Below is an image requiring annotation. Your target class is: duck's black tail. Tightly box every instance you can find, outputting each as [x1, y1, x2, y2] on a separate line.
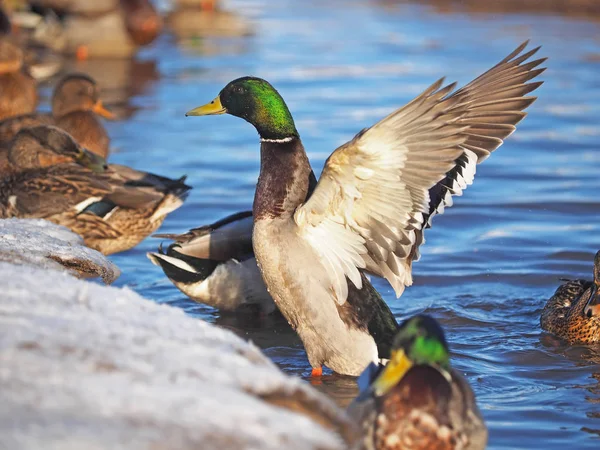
[147, 243, 218, 284]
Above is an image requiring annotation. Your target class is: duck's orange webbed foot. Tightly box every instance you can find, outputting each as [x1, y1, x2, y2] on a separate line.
[310, 367, 323, 377]
[76, 45, 89, 61]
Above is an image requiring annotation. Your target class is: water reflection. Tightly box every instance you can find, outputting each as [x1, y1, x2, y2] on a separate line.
[540, 338, 600, 437]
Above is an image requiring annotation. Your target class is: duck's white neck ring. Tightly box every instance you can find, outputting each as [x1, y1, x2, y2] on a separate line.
[260, 137, 294, 143]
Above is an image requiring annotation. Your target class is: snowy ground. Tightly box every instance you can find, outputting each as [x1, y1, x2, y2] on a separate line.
[0, 219, 120, 283]
[0, 248, 357, 449]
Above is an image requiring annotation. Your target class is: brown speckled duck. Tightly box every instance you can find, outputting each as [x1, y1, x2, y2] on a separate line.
[66, 163, 191, 255]
[0, 39, 37, 120]
[348, 315, 487, 450]
[541, 251, 600, 344]
[0, 125, 191, 255]
[0, 73, 114, 158]
[0, 124, 106, 175]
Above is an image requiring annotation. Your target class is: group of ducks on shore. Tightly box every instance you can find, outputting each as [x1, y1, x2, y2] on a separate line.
[1, 5, 599, 446]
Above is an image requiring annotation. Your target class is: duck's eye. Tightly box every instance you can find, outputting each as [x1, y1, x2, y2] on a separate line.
[234, 86, 245, 94]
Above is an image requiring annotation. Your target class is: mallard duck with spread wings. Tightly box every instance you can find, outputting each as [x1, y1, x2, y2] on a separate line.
[185, 42, 546, 376]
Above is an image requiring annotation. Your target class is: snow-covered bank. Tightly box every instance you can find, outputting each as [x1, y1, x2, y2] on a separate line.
[0, 219, 120, 283]
[0, 261, 357, 450]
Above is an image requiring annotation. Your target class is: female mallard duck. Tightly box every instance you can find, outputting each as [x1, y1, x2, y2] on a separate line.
[0, 125, 191, 255]
[65, 164, 191, 255]
[348, 315, 487, 450]
[0, 124, 106, 175]
[541, 251, 600, 343]
[147, 211, 275, 314]
[0, 73, 114, 158]
[184, 42, 545, 376]
[0, 39, 37, 121]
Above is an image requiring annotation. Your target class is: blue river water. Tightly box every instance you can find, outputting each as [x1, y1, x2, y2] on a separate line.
[74, 0, 600, 447]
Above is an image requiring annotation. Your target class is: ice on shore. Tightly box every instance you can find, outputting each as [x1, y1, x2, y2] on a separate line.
[0, 218, 120, 283]
[0, 261, 356, 450]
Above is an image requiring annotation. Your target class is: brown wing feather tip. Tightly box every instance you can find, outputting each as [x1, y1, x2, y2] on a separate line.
[531, 56, 548, 66]
[440, 82, 458, 96]
[511, 46, 541, 65]
[496, 40, 530, 65]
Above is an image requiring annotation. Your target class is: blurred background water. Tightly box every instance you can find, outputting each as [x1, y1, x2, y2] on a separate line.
[35, 0, 600, 447]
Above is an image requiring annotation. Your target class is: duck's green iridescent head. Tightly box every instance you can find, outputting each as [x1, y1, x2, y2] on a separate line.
[372, 314, 451, 396]
[186, 77, 299, 141]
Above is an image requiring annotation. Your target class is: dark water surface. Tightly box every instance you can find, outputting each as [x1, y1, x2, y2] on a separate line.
[89, 0, 600, 447]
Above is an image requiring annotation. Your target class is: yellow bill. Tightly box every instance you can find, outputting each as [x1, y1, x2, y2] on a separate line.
[78, 149, 108, 173]
[372, 349, 413, 396]
[93, 100, 116, 120]
[186, 96, 226, 116]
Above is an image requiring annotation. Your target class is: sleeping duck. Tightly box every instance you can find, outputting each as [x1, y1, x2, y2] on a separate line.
[147, 211, 275, 315]
[185, 41, 545, 376]
[0, 124, 106, 176]
[348, 315, 487, 450]
[541, 251, 600, 343]
[0, 125, 190, 255]
[0, 73, 114, 158]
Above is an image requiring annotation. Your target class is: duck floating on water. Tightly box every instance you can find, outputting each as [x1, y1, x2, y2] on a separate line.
[0, 39, 37, 121]
[148, 211, 275, 315]
[0, 73, 115, 158]
[0, 125, 190, 255]
[541, 251, 600, 343]
[348, 315, 487, 450]
[185, 42, 545, 376]
[29, 0, 162, 58]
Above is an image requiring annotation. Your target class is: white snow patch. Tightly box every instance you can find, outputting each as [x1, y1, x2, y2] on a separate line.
[0, 218, 120, 283]
[0, 262, 354, 450]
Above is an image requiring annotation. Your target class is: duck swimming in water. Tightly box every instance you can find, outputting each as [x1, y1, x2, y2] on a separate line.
[147, 211, 276, 315]
[0, 73, 115, 158]
[541, 251, 600, 344]
[348, 315, 487, 450]
[185, 42, 545, 376]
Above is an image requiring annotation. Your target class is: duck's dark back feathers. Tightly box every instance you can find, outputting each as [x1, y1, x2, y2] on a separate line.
[339, 273, 399, 360]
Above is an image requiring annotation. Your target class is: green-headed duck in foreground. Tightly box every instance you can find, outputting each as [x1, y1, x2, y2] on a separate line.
[348, 314, 487, 450]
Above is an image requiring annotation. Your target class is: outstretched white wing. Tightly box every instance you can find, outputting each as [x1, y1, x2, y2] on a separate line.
[293, 42, 545, 304]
